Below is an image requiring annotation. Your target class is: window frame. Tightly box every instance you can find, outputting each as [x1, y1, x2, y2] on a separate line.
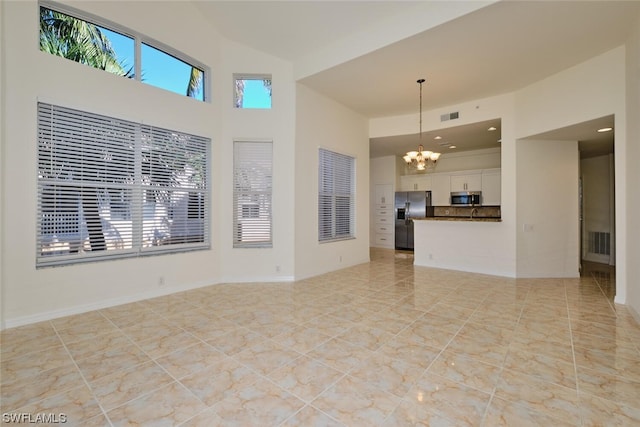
[36, 102, 211, 267]
[39, 0, 210, 102]
[318, 147, 356, 243]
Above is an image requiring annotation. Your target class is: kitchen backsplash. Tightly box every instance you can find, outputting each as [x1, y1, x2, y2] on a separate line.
[433, 206, 501, 218]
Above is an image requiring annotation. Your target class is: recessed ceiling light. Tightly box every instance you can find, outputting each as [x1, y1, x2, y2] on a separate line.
[434, 136, 442, 140]
[488, 127, 497, 131]
[597, 127, 613, 133]
[449, 145, 457, 149]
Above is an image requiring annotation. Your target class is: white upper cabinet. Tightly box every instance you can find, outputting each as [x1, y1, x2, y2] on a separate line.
[399, 174, 432, 191]
[431, 174, 451, 206]
[401, 168, 501, 206]
[374, 183, 393, 205]
[481, 168, 501, 205]
[450, 171, 482, 192]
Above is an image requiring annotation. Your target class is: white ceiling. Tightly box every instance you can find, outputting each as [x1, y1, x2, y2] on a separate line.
[194, 0, 639, 157]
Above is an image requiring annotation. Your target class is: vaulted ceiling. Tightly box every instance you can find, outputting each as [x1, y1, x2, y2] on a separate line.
[195, 1, 639, 157]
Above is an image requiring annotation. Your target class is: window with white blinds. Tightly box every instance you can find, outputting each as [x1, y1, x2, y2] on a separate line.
[318, 148, 355, 242]
[37, 102, 210, 266]
[233, 141, 273, 248]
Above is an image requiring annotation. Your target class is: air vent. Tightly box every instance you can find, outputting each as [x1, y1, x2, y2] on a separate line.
[440, 111, 460, 122]
[588, 231, 610, 255]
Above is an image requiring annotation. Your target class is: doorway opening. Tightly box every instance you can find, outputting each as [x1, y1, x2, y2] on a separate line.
[525, 115, 616, 300]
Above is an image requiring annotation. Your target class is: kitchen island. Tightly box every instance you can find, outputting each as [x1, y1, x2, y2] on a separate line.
[412, 215, 514, 277]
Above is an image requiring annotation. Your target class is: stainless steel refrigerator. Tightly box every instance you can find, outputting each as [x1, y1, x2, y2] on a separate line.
[395, 191, 433, 250]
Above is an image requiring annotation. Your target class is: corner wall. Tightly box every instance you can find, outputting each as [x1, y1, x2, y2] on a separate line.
[514, 47, 628, 300]
[0, 0, 6, 329]
[294, 84, 370, 279]
[1, 1, 222, 327]
[216, 40, 297, 283]
[1, 1, 298, 328]
[625, 14, 640, 321]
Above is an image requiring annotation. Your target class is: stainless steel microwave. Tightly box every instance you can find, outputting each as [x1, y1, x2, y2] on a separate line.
[450, 191, 481, 206]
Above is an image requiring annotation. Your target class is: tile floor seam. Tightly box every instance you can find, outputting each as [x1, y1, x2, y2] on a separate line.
[50, 318, 115, 427]
[565, 280, 586, 427]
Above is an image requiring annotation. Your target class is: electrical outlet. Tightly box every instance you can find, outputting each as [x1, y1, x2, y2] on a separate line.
[158, 276, 165, 287]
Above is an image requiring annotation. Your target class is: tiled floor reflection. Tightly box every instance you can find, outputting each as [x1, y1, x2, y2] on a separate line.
[2, 248, 639, 426]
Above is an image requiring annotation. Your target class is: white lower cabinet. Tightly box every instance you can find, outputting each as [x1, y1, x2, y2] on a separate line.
[372, 184, 394, 248]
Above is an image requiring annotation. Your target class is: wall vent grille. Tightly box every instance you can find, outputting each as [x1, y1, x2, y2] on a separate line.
[588, 231, 610, 255]
[440, 112, 459, 122]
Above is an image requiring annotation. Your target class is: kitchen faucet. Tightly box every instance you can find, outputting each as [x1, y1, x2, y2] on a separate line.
[470, 208, 479, 219]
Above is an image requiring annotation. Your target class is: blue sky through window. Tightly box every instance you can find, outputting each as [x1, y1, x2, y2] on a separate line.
[103, 26, 272, 107]
[241, 79, 272, 109]
[141, 44, 202, 100]
[102, 28, 203, 100]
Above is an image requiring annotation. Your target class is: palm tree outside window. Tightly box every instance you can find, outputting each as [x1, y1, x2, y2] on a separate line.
[39, 5, 206, 100]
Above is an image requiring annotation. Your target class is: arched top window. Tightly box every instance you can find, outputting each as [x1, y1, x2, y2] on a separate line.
[39, 2, 207, 101]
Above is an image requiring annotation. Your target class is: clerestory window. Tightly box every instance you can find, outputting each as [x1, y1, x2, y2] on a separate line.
[234, 74, 272, 109]
[39, 2, 206, 101]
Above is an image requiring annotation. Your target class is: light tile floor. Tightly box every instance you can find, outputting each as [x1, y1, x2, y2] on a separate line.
[2, 249, 639, 426]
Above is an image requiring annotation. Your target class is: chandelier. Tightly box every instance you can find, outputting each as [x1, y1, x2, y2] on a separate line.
[403, 78, 440, 171]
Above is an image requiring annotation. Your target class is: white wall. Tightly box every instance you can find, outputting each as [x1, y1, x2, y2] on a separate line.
[625, 14, 640, 321]
[294, 84, 370, 279]
[216, 40, 297, 283]
[516, 140, 580, 277]
[370, 156, 397, 186]
[0, 1, 297, 327]
[414, 220, 514, 276]
[514, 47, 628, 301]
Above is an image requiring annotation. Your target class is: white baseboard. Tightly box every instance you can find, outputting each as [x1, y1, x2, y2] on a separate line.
[217, 275, 295, 284]
[627, 304, 640, 326]
[2, 279, 218, 330]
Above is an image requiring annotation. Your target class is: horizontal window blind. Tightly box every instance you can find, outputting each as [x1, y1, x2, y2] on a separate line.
[37, 102, 210, 266]
[233, 141, 273, 248]
[318, 148, 355, 242]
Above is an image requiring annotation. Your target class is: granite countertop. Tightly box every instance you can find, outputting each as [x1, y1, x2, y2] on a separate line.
[415, 217, 502, 222]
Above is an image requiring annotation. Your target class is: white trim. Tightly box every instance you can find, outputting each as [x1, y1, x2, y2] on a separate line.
[627, 304, 640, 325]
[218, 276, 295, 284]
[2, 278, 218, 330]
